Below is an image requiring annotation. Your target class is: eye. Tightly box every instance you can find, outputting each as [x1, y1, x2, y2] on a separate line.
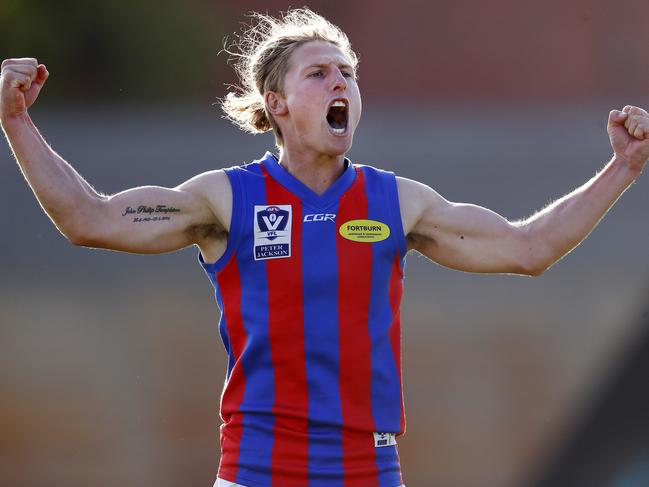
[309, 70, 324, 78]
[342, 71, 353, 78]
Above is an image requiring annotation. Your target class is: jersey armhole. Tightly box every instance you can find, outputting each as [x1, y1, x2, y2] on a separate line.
[385, 171, 408, 263]
[198, 167, 244, 273]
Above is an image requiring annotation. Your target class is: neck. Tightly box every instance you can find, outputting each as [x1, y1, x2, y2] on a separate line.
[277, 146, 347, 196]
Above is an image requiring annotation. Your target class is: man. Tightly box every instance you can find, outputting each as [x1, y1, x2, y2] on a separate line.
[1, 8, 647, 487]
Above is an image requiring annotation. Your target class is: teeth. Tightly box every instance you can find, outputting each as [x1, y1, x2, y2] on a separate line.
[331, 127, 345, 134]
[331, 101, 346, 108]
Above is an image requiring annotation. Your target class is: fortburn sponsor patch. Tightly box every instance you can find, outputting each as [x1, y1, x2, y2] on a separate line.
[254, 205, 292, 260]
[339, 219, 390, 243]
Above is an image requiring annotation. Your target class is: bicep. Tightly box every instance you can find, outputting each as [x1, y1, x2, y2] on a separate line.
[400, 178, 537, 275]
[76, 175, 225, 254]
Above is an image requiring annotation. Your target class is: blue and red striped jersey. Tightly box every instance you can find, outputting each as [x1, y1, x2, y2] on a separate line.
[199, 152, 408, 487]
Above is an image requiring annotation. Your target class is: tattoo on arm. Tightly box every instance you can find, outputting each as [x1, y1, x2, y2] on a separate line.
[122, 205, 181, 223]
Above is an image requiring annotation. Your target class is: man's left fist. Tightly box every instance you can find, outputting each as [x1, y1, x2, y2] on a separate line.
[607, 105, 649, 173]
[622, 105, 649, 140]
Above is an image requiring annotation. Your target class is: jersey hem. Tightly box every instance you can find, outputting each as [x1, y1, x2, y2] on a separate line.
[218, 471, 404, 487]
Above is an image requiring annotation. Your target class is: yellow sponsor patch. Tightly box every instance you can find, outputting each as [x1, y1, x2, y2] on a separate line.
[339, 219, 390, 243]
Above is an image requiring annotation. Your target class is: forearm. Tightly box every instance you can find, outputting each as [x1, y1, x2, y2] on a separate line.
[2, 113, 101, 238]
[522, 156, 641, 272]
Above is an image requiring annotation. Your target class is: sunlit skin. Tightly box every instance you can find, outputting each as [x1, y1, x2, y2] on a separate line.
[264, 41, 362, 196]
[1, 53, 648, 274]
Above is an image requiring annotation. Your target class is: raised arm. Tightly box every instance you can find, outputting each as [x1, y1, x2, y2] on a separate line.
[1, 58, 230, 256]
[400, 107, 649, 276]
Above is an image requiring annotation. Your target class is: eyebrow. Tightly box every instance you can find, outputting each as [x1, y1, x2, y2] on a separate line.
[303, 62, 355, 73]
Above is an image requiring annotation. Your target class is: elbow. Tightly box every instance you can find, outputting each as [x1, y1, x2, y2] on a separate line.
[50, 217, 89, 247]
[60, 197, 105, 248]
[525, 264, 546, 277]
[66, 220, 107, 249]
[62, 221, 93, 247]
[67, 230, 92, 247]
[517, 225, 550, 277]
[513, 255, 546, 277]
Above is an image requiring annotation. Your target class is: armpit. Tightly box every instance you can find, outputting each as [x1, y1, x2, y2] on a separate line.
[185, 223, 228, 242]
[406, 231, 438, 252]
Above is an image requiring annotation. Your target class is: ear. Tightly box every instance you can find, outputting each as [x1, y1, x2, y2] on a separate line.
[265, 91, 288, 117]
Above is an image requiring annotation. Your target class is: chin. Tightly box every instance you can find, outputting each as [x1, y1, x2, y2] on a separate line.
[324, 132, 354, 156]
[324, 140, 352, 157]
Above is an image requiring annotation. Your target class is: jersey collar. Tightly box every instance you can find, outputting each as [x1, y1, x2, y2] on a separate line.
[261, 152, 357, 209]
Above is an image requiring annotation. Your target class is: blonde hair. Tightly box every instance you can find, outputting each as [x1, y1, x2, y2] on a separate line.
[221, 8, 358, 147]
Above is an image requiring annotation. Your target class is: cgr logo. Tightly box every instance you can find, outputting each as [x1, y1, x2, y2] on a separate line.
[303, 213, 336, 222]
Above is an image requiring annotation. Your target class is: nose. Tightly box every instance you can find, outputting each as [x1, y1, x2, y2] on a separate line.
[331, 68, 347, 92]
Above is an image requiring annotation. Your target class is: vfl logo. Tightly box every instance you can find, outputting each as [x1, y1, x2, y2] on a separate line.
[254, 205, 292, 260]
[258, 206, 288, 240]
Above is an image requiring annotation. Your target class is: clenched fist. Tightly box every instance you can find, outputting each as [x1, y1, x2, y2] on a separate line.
[608, 105, 649, 173]
[0, 58, 49, 121]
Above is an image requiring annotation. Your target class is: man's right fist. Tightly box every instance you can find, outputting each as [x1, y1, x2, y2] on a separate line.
[0, 58, 49, 120]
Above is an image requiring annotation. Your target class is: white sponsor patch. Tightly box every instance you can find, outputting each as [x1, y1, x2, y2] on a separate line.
[254, 205, 292, 260]
[373, 432, 397, 448]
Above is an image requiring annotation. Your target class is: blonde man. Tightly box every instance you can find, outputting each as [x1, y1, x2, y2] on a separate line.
[1, 8, 648, 487]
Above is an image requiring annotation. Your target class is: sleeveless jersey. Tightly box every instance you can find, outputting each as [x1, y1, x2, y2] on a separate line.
[199, 152, 408, 487]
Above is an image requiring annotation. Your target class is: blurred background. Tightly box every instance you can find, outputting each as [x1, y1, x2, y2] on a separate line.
[1, 1, 648, 486]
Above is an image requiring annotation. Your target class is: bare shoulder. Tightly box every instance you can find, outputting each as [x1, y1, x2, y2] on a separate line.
[396, 176, 448, 236]
[177, 169, 233, 236]
[174, 169, 233, 263]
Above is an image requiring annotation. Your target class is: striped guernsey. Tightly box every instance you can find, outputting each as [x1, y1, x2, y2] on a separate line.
[199, 152, 407, 486]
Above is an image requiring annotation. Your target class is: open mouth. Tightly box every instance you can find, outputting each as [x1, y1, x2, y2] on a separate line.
[326, 100, 348, 135]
